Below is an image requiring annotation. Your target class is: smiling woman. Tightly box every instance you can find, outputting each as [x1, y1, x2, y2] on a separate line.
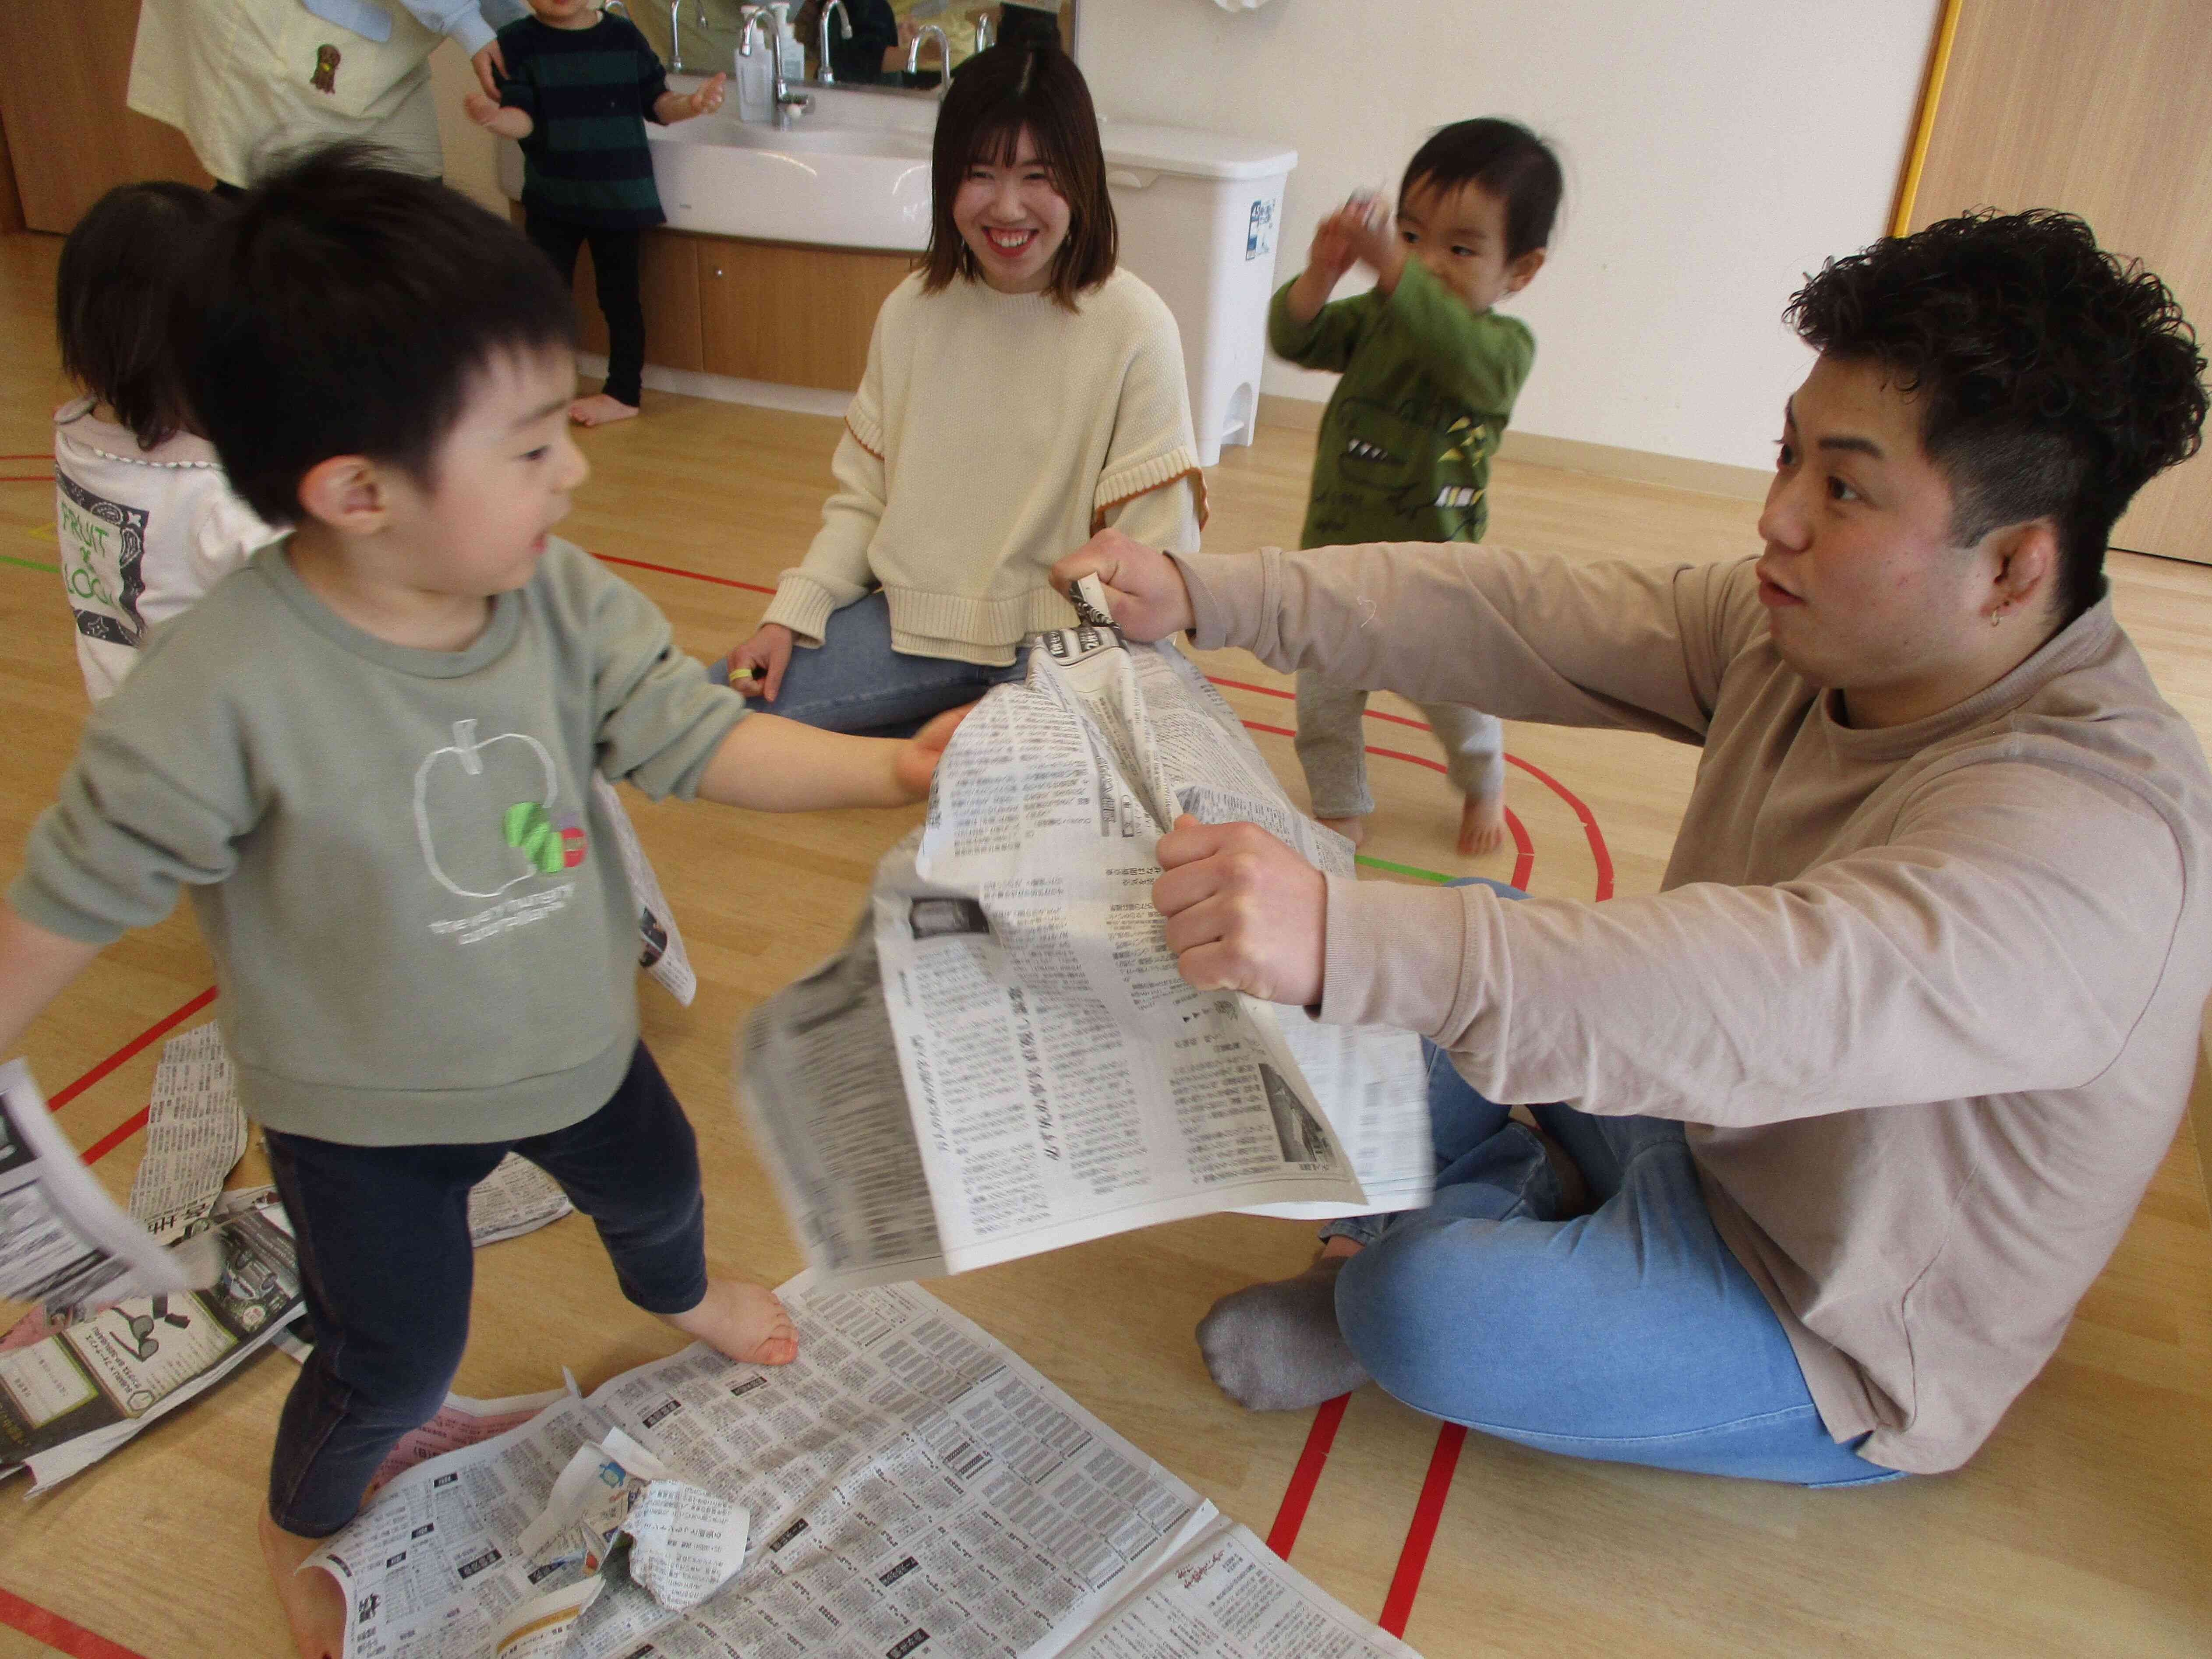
[714, 42, 1206, 737]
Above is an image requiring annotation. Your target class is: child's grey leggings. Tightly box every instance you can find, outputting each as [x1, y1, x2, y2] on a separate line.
[1293, 669, 1505, 821]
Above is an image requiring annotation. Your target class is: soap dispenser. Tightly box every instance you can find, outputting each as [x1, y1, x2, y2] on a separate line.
[769, 2, 806, 93]
[734, 4, 774, 121]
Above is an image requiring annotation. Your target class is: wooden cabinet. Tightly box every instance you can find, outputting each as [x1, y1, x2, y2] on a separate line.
[569, 228, 705, 374]
[696, 238, 911, 391]
[0, 0, 210, 233]
[527, 217, 911, 395]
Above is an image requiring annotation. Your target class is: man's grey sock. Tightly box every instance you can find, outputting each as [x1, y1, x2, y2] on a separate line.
[1196, 1254, 1371, 1412]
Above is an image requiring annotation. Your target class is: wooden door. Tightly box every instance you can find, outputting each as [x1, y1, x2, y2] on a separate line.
[1905, 0, 2212, 562]
[697, 237, 912, 392]
[0, 0, 210, 233]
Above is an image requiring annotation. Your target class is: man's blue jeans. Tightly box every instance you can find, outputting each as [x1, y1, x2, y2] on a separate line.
[717, 591, 1026, 736]
[1322, 880, 1902, 1488]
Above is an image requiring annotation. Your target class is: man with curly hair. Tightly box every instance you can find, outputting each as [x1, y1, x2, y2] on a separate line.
[1056, 209, 2211, 1483]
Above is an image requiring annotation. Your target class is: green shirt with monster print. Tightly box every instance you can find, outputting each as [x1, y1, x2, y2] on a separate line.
[1268, 257, 1534, 548]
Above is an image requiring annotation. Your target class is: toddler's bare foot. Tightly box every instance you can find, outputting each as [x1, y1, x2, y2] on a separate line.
[1317, 815, 1367, 848]
[662, 1278, 798, 1366]
[570, 392, 640, 426]
[260, 1504, 346, 1659]
[1457, 792, 1507, 857]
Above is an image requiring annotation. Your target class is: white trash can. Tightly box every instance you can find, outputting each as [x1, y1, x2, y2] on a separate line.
[1102, 124, 1298, 468]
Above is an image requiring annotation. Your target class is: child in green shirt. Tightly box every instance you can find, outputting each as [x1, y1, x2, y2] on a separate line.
[1269, 119, 1560, 855]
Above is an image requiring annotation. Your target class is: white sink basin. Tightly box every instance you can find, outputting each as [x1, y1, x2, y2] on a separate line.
[497, 85, 935, 251]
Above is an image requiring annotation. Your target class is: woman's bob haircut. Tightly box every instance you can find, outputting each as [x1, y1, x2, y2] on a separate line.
[920, 44, 1117, 307]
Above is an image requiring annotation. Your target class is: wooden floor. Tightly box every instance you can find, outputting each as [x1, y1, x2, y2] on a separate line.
[0, 226, 2207, 1657]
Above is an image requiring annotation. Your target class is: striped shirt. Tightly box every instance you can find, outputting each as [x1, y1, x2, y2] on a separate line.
[496, 13, 669, 229]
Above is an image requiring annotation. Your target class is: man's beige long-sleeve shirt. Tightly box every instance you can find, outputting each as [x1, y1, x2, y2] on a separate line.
[1179, 542, 2212, 1474]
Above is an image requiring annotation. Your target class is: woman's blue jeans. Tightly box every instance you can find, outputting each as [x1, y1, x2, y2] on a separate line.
[719, 591, 1026, 736]
[1322, 879, 1903, 1488]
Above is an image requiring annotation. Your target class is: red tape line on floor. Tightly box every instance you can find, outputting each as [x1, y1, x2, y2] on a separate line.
[1209, 675, 1612, 900]
[1265, 1392, 1349, 1559]
[1377, 1423, 1467, 1637]
[47, 987, 216, 1112]
[1237, 719, 1537, 892]
[592, 551, 776, 595]
[0, 1587, 152, 1659]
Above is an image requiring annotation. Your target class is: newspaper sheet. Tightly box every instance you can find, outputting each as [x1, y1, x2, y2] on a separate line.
[369, 1380, 575, 1495]
[0, 1059, 219, 1311]
[310, 1274, 1417, 1659]
[741, 626, 1430, 1290]
[1057, 1509, 1420, 1659]
[0, 1186, 306, 1490]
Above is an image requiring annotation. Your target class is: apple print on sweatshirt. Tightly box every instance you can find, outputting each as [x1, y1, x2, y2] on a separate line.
[413, 718, 590, 901]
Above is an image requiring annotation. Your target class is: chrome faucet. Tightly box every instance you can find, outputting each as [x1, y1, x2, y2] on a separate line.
[665, 0, 707, 72]
[815, 0, 852, 86]
[973, 13, 993, 52]
[906, 24, 951, 95]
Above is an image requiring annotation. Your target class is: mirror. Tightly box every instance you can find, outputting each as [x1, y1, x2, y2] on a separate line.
[624, 0, 1076, 97]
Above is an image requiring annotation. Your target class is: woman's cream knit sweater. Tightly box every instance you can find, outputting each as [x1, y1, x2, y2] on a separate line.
[761, 269, 1206, 666]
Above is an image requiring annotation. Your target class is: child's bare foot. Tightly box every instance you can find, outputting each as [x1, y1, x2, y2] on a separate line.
[260, 1504, 346, 1659]
[1318, 815, 1367, 848]
[662, 1278, 799, 1366]
[570, 393, 640, 426]
[1457, 792, 1507, 857]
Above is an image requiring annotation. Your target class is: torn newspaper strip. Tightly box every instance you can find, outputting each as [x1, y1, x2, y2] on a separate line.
[741, 626, 1430, 1290]
[127, 1023, 571, 1265]
[309, 1274, 1420, 1659]
[0, 1185, 306, 1490]
[126, 1023, 247, 1244]
[591, 774, 698, 1007]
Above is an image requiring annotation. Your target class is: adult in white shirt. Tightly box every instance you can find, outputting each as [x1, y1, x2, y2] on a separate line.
[128, 0, 527, 188]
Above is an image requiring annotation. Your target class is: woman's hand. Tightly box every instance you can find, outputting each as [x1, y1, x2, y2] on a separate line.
[728, 623, 795, 700]
[1152, 815, 1326, 1006]
[1051, 529, 1195, 642]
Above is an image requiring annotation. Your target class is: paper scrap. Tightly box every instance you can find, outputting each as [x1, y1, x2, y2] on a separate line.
[467, 1154, 572, 1247]
[128, 1024, 248, 1244]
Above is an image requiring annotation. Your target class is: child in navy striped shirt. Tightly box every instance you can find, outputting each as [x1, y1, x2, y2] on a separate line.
[465, 0, 724, 425]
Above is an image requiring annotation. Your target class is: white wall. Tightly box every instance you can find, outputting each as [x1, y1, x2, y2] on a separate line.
[1077, 0, 1938, 471]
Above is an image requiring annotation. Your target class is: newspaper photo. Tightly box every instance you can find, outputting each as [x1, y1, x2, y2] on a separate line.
[308, 1274, 1418, 1659]
[741, 621, 1431, 1291]
[0, 1059, 220, 1313]
[0, 1185, 305, 1490]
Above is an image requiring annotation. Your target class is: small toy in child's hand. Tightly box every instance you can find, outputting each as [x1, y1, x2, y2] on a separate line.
[1067, 572, 1116, 630]
[1343, 188, 1392, 232]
